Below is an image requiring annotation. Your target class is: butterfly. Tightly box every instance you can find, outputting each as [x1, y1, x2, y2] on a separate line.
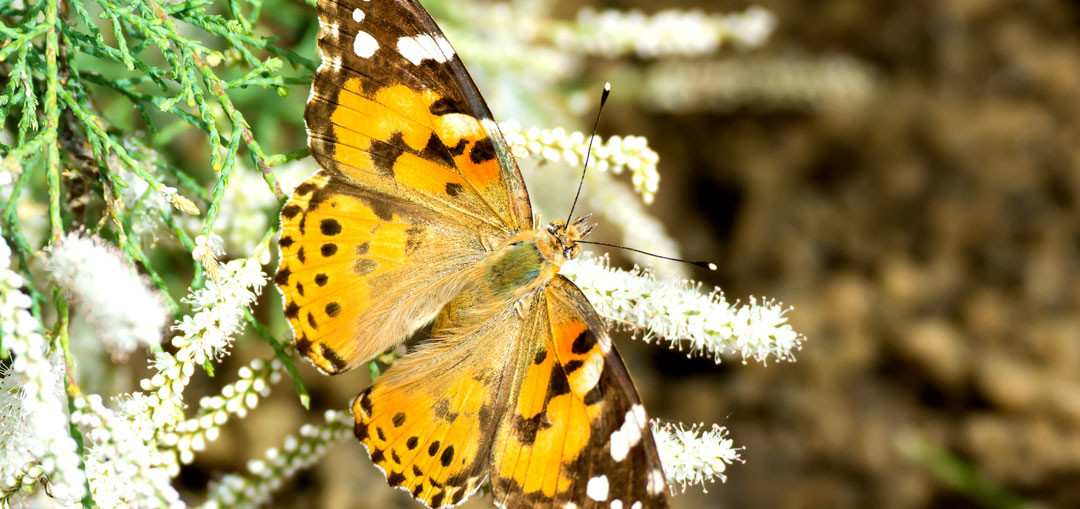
[274, 0, 670, 507]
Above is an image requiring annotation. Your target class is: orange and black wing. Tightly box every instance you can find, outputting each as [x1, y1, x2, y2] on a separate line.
[490, 276, 671, 508]
[276, 0, 533, 373]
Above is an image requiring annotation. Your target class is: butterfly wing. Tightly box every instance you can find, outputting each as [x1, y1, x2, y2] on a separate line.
[491, 275, 671, 508]
[277, 0, 533, 373]
[352, 289, 533, 508]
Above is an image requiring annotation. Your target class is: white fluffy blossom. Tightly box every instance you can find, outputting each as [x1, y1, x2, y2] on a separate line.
[561, 254, 804, 364]
[0, 235, 87, 505]
[47, 233, 168, 360]
[501, 121, 660, 204]
[71, 395, 183, 508]
[653, 421, 742, 493]
[171, 254, 266, 366]
[555, 7, 776, 58]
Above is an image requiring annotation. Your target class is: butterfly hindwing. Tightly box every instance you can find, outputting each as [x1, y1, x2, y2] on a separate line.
[352, 297, 530, 508]
[491, 276, 670, 508]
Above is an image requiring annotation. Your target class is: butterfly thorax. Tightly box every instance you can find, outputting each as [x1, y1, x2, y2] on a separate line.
[480, 217, 595, 302]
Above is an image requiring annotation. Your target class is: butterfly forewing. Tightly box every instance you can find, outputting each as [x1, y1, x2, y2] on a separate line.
[279, 0, 535, 373]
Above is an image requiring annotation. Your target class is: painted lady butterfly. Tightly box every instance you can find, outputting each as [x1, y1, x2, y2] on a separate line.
[275, 1, 670, 507]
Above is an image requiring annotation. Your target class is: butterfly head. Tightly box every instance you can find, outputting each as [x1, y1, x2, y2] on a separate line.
[540, 215, 596, 263]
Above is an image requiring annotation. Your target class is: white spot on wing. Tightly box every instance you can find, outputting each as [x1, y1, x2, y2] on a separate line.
[646, 469, 665, 495]
[397, 34, 451, 66]
[435, 36, 455, 58]
[564, 504, 578, 509]
[352, 8, 365, 22]
[631, 502, 643, 509]
[353, 30, 379, 58]
[620, 408, 642, 447]
[632, 404, 647, 428]
[610, 500, 623, 509]
[586, 475, 609, 501]
[609, 429, 629, 461]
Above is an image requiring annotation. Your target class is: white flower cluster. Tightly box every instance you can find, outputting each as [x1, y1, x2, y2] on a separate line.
[125, 247, 267, 432]
[164, 358, 283, 464]
[652, 421, 741, 494]
[71, 394, 183, 508]
[561, 254, 804, 364]
[555, 7, 776, 58]
[0, 235, 87, 504]
[501, 121, 660, 204]
[47, 232, 169, 361]
[200, 410, 352, 509]
[172, 252, 267, 366]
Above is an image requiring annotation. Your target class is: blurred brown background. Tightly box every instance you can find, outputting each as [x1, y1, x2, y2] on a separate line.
[179, 1, 1080, 507]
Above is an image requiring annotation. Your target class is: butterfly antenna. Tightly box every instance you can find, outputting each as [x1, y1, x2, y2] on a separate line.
[577, 240, 718, 271]
[565, 82, 612, 227]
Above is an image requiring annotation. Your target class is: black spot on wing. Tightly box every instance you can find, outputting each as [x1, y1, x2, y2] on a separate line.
[439, 445, 455, 467]
[549, 363, 571, 396]
[420, 132, 457, 169]
[325, 302, 341, 317]
[279, 236, 294, 248]
[282, 204, 301, 219]
[388, 470, 405, 486]
[358, 388, 374, 415]
[369, 131, 407, 178]
[321, 243, 338, 257]
[393, 412, 406, 427]
[354, 420, 369, 441]
[356, 242, 370, 255]
[428, 441, 440, 456]
[320, 344, 346, 371]
[469, 137, 495, 164]
[429, 96, 464, 116]
[274, 267, 291, 285]
[315, 273, 329, 286]
[445, 182, 463, 197]
[285, 301, 300, 319]
[406, 436, 419, 450]
[320, 218, 342, 236]
[571, 330, 596, 354]
[295, 181, 316, 196]
[533, 349, 547, 365]
[295, 335, 312, 356]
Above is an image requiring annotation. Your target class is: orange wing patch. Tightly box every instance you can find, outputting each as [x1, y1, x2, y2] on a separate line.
[490, 276, 670, 509]
[328, 79, 510, 219]
[275, 169, 480, 374]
